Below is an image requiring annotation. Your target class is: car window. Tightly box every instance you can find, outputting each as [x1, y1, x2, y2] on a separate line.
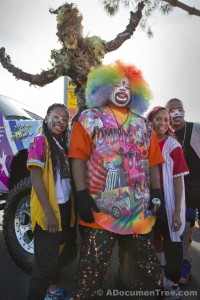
[0, 95, 43, 120]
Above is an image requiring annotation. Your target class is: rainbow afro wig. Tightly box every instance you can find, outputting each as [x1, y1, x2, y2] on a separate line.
[85, 60, 152, 114]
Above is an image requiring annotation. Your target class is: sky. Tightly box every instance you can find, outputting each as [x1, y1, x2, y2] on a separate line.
[0, 0, 200, 120]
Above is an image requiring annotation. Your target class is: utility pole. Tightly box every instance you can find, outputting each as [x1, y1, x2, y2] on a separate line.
[63, 76, 68, 106]
[63, 76, 78, 119]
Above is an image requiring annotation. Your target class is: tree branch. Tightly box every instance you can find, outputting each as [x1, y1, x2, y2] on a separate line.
[106, 1, 145, 52]
[0, 2, 144, 88]
[0, 47, 70, 87]
[163, 0, 200, 17]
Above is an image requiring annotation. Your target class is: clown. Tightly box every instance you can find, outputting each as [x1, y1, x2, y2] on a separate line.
[68, 61, 165, 300]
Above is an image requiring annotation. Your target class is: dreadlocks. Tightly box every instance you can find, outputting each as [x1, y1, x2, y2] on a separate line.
[43, 103, 69, 180]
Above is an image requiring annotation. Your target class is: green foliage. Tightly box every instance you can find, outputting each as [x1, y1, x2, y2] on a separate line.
[102, 0, 136, 15]
[85, 36, 107, 63]
[57, 8, 65, 24]
[102, 0, 120, 16]
[160, 3, 173, 14]
[49, 49, 71, 77]
[101, 0, 174, 35]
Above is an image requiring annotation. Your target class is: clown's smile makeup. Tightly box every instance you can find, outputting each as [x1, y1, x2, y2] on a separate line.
[109, 77, 131, 107]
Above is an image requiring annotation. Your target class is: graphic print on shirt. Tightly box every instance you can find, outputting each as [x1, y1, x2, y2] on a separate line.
[78, 107, 154, 234]
[104, 153, 127, 190]
[96, 187, 131, 219]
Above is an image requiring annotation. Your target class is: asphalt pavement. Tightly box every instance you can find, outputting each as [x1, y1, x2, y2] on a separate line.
[0, 210, 200, 300]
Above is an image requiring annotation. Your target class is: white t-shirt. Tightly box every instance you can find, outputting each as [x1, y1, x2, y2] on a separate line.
[55, 173, 71, 204]
[53, 138, 71, 204]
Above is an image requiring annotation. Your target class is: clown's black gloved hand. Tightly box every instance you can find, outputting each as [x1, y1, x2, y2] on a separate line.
[76, 189, 100, 223]
[149, 188, 165, 220]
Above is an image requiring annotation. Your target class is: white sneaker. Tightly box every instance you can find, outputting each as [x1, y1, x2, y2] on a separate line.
[163, 277, 181, 299]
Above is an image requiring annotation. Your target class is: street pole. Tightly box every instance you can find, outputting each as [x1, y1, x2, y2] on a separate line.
[64, 76, 68, 106]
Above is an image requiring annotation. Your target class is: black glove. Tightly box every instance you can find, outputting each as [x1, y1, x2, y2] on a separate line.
[76, 189, 100, 223]
[149, 188, 165, 220]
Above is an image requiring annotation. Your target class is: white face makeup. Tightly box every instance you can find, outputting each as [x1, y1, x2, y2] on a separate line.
[109, 77, 131, 107]
[166, 100, 185, 128]
[46, 107, 68, 139]
[169, 109, 185, 119]
[49, 114, 68, 125]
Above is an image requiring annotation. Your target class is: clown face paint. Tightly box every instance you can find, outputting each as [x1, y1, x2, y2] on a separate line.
[166, 100, 185, 129]
[109, 77, 131, 107]
[46, 107, 68, 140]
[170, 109, 185, 119]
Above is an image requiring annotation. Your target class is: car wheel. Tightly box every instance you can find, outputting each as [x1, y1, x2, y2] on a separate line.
[3, 176, 33, 273]
[112, 206, 121, 218]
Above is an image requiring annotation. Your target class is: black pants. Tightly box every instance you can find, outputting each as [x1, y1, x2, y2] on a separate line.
[72, 226, 162, 300]
[154, 216, 183, 283]
[27, 202, 71, 300]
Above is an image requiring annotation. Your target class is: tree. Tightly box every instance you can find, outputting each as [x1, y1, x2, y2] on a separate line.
[0, 1, 199, 106]
[102, 0, 200, 35]
[0, 1, 145, 107]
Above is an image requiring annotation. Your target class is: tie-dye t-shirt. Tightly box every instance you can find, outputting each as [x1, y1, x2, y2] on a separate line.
[69, 106, 163, 234]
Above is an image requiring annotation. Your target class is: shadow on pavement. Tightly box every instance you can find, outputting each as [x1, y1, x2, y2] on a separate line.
[0, 213, 200, 300]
